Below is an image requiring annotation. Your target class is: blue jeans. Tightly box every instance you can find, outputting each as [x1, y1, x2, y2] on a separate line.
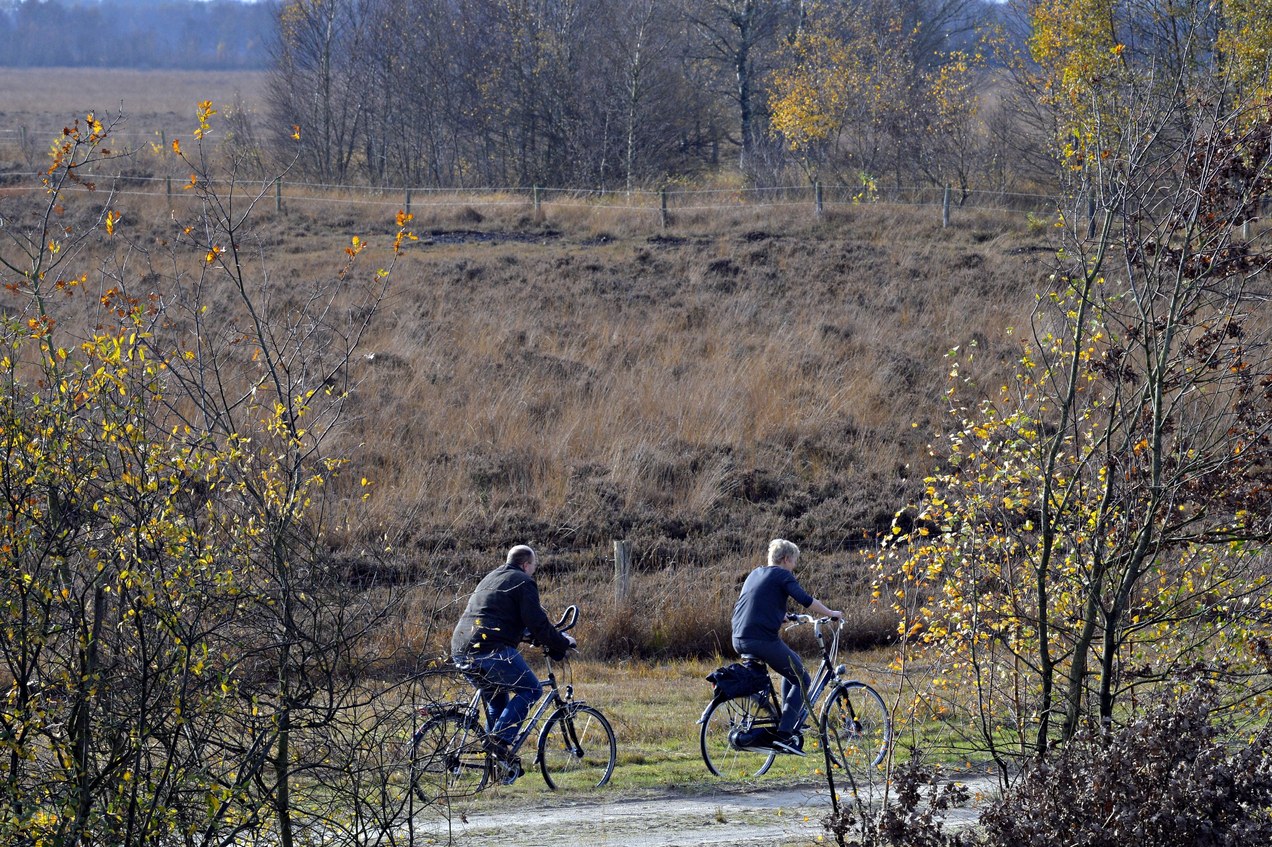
[465, 647, 542, 745]
[733, 637, 810, 734]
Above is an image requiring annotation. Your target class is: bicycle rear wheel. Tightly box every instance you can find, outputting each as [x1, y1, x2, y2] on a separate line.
[699, 694, 779, 778]
[411, 707, 491, 801]
[819, 682, 890, 794]
[537, 703, 616, 790]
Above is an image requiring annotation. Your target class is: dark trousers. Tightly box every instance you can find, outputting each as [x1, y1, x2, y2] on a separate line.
[465, 647, 541, 745]
[732, 637, 810, 734]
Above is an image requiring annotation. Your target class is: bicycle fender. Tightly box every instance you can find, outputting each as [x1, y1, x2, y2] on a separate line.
[697, 692, 771, 725]
[536, 706, 570, 742]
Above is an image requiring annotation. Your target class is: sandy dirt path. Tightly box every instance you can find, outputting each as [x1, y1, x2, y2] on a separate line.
[409, 775, 997, 846]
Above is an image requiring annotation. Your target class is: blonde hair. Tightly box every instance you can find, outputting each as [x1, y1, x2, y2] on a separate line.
[767, 538, 800, 567]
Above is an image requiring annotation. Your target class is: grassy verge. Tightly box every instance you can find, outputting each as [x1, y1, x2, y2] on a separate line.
[434, 651, 926, 810]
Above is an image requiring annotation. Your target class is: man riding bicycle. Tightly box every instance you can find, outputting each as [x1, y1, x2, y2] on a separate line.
[451, 544, 576, 783]
[731, 538, 842, 755]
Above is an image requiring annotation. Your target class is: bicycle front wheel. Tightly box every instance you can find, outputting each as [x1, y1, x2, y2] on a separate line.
[819, 682, 890, 792]
[411, 707, 491, 801]
[699, 694, 779, 778]
[537, 703, 617, 790]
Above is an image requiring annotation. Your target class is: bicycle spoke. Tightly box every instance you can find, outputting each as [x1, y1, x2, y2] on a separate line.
[412, 708, 490, 801]
[700, 694, 779, 778]
[538, 704, 616, 790]
[820, 683, 890, 799]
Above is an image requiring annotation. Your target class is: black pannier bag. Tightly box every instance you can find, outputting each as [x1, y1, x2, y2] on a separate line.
[706, 660, 769, 699]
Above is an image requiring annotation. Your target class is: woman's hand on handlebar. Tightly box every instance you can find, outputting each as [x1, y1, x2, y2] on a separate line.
[786, 611, 844, 625]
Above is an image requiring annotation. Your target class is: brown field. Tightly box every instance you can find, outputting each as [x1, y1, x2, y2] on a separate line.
[0, 66, 267, 126]
[0, 68, 267, 162]
[0, 71, 1057, 662]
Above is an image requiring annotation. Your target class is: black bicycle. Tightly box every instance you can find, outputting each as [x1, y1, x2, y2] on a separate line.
[698, 614, 890, 781]
[400, 605, 616, 801]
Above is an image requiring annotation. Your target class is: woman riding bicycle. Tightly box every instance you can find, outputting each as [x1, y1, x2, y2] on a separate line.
[730, 538, 842, 755]
[450, 545, 576, 780]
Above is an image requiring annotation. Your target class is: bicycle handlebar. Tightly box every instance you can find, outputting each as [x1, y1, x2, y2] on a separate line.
[520, 605, 580, 650]
[554, 604, 579, 632]
[785, 612, 843, 627]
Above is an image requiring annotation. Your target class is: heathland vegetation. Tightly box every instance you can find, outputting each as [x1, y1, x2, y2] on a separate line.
[1, 0, 1272, 845]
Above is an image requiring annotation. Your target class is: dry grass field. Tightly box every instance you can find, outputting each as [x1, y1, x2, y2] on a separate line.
[0, 71, 1060, 663]
[0, 67, 267, 144]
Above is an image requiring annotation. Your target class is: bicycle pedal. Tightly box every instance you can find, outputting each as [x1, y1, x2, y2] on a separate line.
[496, 756, 523, 785]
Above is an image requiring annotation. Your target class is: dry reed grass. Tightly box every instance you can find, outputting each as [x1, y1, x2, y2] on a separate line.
[0, 87, 1058, 658]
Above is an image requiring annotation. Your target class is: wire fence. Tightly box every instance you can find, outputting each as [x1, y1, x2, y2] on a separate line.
[0, 163, 1065, 227]
[0, 121, 1064, 221]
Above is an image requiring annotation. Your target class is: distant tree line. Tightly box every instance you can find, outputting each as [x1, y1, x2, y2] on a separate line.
[0, 0, 275, 69]
[264, 0, 1024, 190]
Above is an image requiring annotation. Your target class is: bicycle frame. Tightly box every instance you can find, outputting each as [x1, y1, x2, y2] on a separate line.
[467, 656, 574, 760]
[750, 615, 848, 718]
[802, 615, 848, 712]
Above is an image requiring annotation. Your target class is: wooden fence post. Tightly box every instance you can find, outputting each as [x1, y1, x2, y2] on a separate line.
[942, 184, 951, 228]
[275, 178, 283, 214]
[815, 180, 824, 219]
[405, 188, 412, 217]
[613, 540, 631, 605]
[659, 188, 668, 230]
[165, 175, 172, 206]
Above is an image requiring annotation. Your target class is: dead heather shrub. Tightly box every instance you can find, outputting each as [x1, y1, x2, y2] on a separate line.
[826, 686, 1272, 847]
[976, 686, 1272, 847]
[823, 751, 974, 847]
[584, 560, 738, 659]
[582, 552, 895, 660]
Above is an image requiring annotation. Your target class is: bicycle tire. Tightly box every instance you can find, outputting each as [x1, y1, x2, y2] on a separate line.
[819, 682, 890, 791]
[410, 707, 491, 801]
[537, 703, 616, 790]
[699, 694, 779, 778]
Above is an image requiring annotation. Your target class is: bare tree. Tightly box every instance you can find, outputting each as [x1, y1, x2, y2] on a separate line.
[682, 0, 795, 173]
[268, 0, 374, 183]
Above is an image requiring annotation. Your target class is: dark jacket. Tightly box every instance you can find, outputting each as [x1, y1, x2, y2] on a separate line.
[731, 566, 814, 642]
[451, 564, 572, 659]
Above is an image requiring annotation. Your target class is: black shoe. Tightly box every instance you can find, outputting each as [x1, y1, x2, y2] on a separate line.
[771, 731, 805, 756]
[496, 755, 523, 785]
[484, 738, 523, 784]
[484, 737, 512, 758]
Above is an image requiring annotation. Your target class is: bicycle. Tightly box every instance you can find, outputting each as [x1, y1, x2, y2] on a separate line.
[401, 605, 616, 802]
[698, 613, 890, 783]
